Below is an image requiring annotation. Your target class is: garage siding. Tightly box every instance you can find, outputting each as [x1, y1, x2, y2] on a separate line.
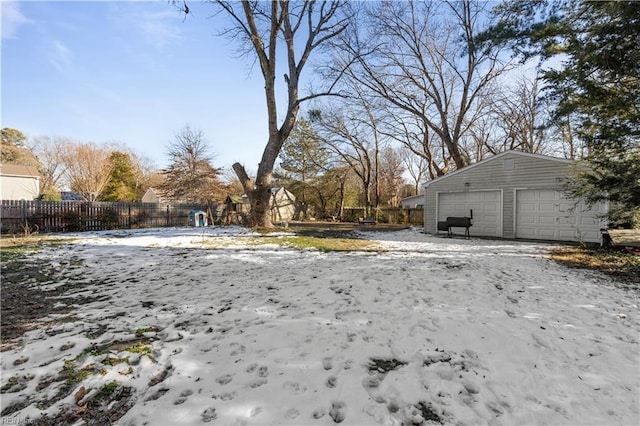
[425, 152, 576, 238]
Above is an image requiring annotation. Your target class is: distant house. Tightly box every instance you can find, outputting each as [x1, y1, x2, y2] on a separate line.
[400, 194, 424, 209]
[0, 164, 40, 201]
[224, 188, 297, 224]
[142, 187, 171, 204]
[269, 187, 297, 222]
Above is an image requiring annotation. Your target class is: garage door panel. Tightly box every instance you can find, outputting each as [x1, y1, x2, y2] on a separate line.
[538, 229, 556, 238]
[580, 217, 599, 226]
[438, 191, 502, 237]
[539, 216, 556, 225]
[519, 215, 536, 225]
[516, 189, 606, 243]
[558, 217, 576, 225]
[558, 229, 576, 239]
[558, 202, 573, 211]
[517, 228, 536, 238]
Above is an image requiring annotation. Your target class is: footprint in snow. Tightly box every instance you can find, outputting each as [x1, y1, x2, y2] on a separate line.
[326, 376, 338, 388]
[230, 343, 246, 356]
[216, 374, 233, 385]
[313, 407, 326, 419]
[201, 407, 217, 422]
[174, 389, 193, 405]
[144, 388, 169, 402]
[257, 366, 269, 378]
[322, 357, 334, 370]
[248, 379, 268, 389]
[283, 381, 307, 394]
[212, 391, 237, 401]
[329, 401, 347, 423]
[285, 408, 299, 419]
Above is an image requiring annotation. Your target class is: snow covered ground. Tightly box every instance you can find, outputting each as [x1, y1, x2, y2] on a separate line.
[1, 226, 638, 425]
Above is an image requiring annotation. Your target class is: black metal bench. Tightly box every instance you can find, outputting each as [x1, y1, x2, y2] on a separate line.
[437, 217, 472, 239]
[358, 217, 377, 225]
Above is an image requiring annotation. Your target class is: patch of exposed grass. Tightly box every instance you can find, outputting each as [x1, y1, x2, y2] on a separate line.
[93, 381, 119, 401]
[198, 234, 379, 251]
[62, 359, 91, 385]
[124, 341, 152, 355]
[551, 247, 640, 285]
[135, 326, 159, 337]
[1, 245, 40, 256]
[0, 376, 20, 393]
[103, 357, 129, 366]
[254, 235, 379, 252]
[0, 235, 72, 249]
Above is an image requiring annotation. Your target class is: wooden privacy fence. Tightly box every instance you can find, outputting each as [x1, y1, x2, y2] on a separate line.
[0, 200, 217, 234]
[342, 207, 424, 225]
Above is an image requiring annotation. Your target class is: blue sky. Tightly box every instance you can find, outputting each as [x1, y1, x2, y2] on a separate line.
[1, 1, 281, 173]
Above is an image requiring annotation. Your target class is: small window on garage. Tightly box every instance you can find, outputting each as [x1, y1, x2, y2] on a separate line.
[504, 158, 515, 170]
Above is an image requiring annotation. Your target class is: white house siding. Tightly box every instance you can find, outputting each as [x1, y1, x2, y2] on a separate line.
[424, 151, 606, 243]
[0, 166, 40, 201]
[400, 194, 424, 209]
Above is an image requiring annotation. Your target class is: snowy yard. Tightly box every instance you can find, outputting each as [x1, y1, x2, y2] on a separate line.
[1, 226, 638, 425]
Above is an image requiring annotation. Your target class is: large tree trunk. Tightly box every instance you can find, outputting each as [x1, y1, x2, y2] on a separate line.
[232, 161, 274, 228]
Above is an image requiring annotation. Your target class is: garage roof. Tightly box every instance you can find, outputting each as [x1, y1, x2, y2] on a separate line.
[423, 150, 571, 188]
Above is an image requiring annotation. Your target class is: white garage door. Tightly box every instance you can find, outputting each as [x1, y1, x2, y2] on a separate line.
[438, 191, 502, 237]
[516, 189, 607, 243]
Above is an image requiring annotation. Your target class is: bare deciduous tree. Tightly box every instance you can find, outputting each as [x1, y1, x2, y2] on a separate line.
[487, 77, 545, 155]
[29, 136, 68, 198]
[58, 141, 114, 201]
[331, 0, 509, 176]
[400, 146, 428, 194]
[377, 146, 406, 207]
[311, 84, 386, 216]
[160, 126, 225, 203]
[184, 1, 348, 227]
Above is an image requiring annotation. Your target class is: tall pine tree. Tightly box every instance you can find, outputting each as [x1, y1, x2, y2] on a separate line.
[485, 0, 640, 226]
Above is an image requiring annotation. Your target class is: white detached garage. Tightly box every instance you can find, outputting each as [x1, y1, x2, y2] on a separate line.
[423, 151, 607, 243]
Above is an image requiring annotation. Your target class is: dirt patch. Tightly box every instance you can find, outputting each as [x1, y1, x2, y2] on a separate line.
[1, 246, 108, 350]
[551, 246, 640, 287]
[367, 358, 407, 374]
[28, 382, 134, 426]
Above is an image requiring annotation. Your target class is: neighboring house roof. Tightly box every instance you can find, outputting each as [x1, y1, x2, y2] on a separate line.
[401, 194, 425, 203]
[0, 163, 39, 178]
[423, 150, 572, 188]
[142, 187, 172, 203]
